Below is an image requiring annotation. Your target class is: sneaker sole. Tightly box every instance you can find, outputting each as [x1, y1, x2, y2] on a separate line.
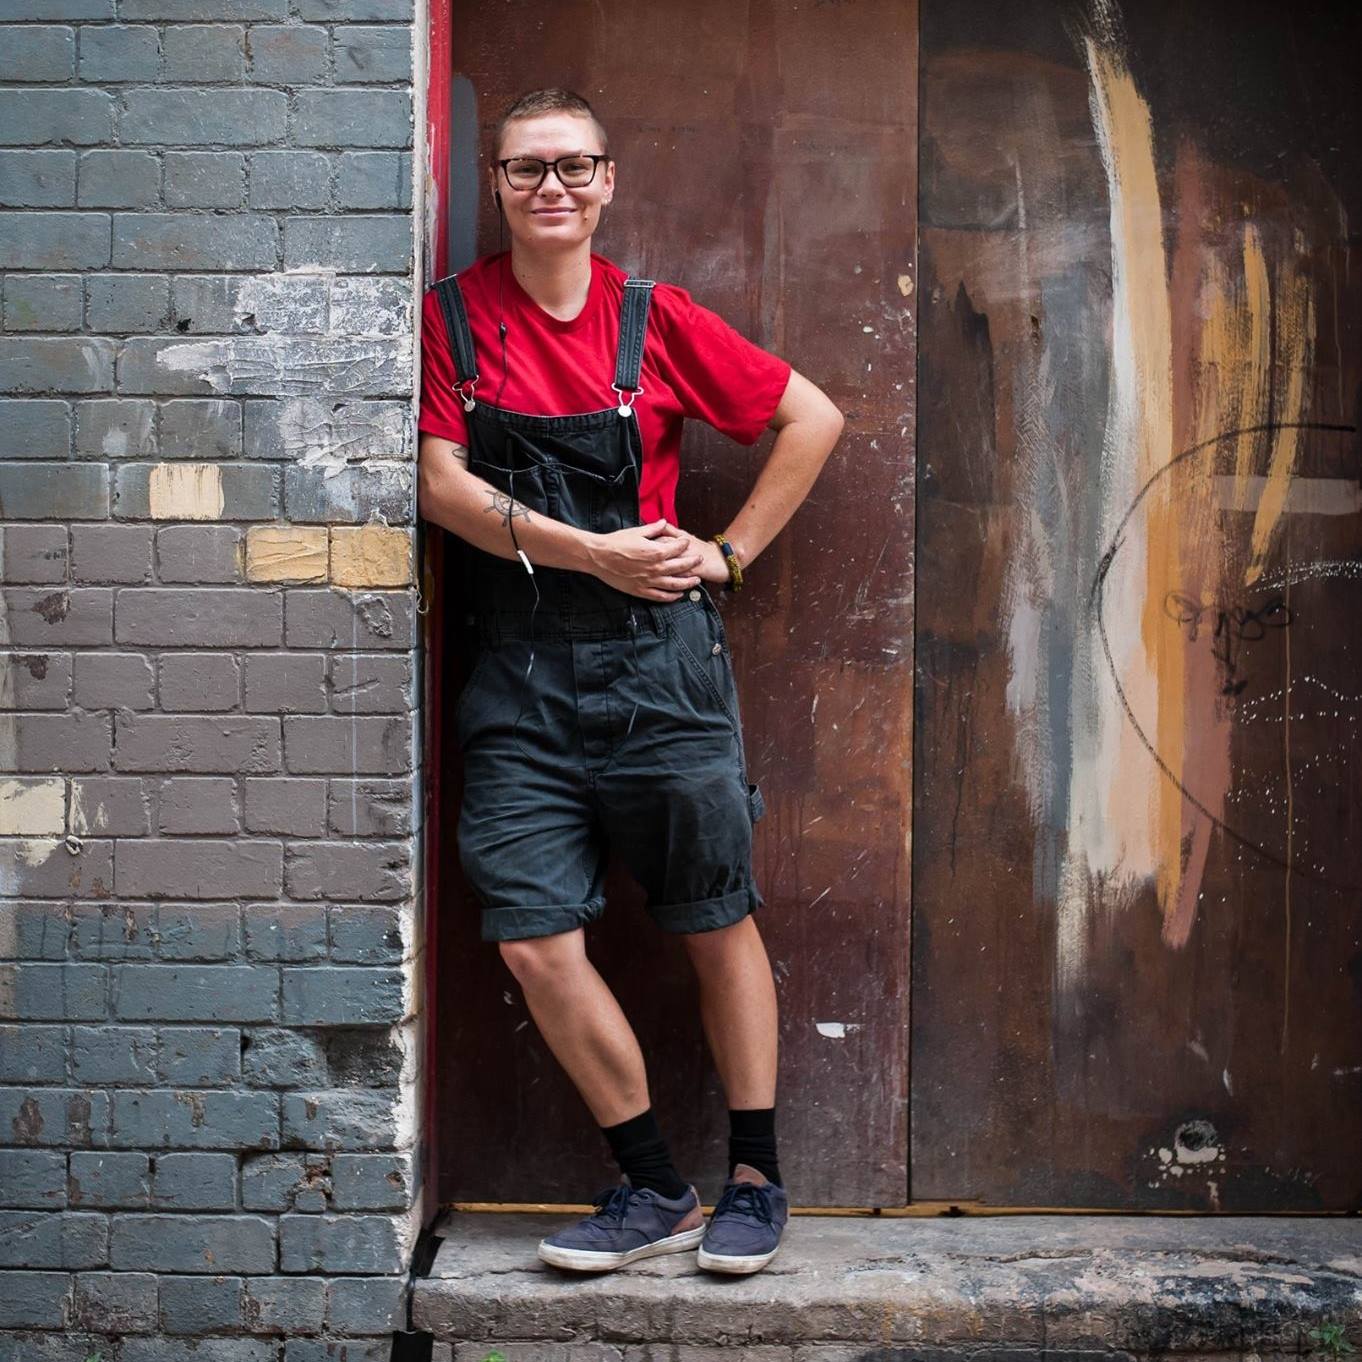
[696, 1243, 781, 1274]
[538, 1225, 707, 1272]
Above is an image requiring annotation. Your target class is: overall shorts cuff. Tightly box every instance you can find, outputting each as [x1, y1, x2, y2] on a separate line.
[649, 883, 763, 936]
[480, 897, 607, 943]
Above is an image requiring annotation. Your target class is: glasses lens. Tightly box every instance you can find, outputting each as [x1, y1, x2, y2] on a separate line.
[504, 158, 546, 189]
[556, 156, 597, 186]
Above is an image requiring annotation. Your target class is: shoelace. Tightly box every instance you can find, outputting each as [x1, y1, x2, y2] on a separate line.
[588, 1183, 635, 1224]
[712, 1181, 774, 1226]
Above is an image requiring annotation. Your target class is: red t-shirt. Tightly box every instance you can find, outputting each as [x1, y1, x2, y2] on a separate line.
[417, 252, 792, 524]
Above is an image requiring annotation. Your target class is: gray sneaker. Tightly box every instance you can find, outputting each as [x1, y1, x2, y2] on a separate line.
[537, 1180, 706, 1272]
[696, 1163, 788, 1274]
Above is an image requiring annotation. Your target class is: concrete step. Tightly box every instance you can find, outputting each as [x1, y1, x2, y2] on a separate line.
[414, 1210, 1362, 1360]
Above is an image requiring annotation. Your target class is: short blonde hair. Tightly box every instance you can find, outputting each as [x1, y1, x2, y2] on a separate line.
[494, 88, 610, 159]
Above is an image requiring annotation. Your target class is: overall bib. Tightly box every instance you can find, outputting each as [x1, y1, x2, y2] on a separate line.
[432, 272, 766, 943]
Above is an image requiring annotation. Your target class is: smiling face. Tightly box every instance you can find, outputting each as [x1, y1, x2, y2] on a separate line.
[490, 111, 615, 254]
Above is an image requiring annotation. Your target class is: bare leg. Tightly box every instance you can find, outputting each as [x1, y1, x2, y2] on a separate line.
[680, 915, 778, 1109]
[499, 928, 651, 1127]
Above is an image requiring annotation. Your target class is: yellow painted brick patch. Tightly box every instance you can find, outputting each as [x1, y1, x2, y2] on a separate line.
[246, 525, 329, 582]
[148, 463, 224, 520]
[0, 779, 66, 837]
[330, 524, 412, 587]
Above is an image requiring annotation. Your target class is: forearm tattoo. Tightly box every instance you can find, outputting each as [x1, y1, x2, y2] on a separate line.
[484, 489, 530, 529]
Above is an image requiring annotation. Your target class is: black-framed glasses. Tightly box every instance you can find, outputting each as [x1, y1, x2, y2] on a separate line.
[497, 153, 609, 192]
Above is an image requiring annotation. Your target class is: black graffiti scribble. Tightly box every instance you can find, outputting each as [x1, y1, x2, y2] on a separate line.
[1089, 419, 1359, 892]
[1163, 591, 1294, 696]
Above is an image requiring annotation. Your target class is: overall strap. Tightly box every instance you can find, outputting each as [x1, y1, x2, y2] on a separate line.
[613, 277, 655, 394]
[431, 274, 479, 386]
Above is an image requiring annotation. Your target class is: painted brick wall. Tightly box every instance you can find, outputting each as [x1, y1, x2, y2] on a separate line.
[0, 0, 426, 1352]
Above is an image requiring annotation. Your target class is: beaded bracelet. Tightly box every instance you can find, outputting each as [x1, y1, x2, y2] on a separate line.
[712, 532, 744, 592]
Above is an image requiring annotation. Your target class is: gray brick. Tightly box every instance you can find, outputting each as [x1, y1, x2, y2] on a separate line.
[71, 653, 156, 710]
[0, 149, 76, 206]
[112, 962, 278, 1020]
[160, 1271, 244, 1332]
[0, 336, 115, 394]
[113, 715, 280, 775]
[69, 777, 152, 836]
[77, 24, 159, 81]
[329, 654, 411, 713]
[164, 151, 247, 209]
[327, 1273, 405, 1331]
[4, 274, 83, 332]
[111, 462, 278, 520]
[283, 714, 411, 775]
[0, 211, 109, 271]
[0, 399, 72, 456]
[110, 1089, 278, 1151]
[0, 651, 72, 710]
[163, 23, 245, 81]
[68, 1151, 151, 1208]
[244, 653, 327, 715]
[246, 25, 326, 83]
[0, 525, 66, 582]
[156, 904, 241, 960]
[74, 397, 156, 459]
[0, 902, 68, 960]
[71, 1271, 158, 1333]
[0, 1271, 72, 1327]
[327, 779, 411, 837]
[71, 1024, 157, 1083]
[244, 397, 410, 461]
[177, 271, 330, 335]
[122, 88, 287, 146]
[111, 212, 279, 270]
[278, 1212, 401, 1274]
[0, 89, 113, 147]
[70, 902, 155, 959]
[292, 89, 410, 147]
[249, 149, 330, 210]
[334, 150, 411, 211]
[152, 1150, 236, 1209]
[2, 588, 112, 646]
[115, 589, 281, 648]
[0, 1087, 108, 1149]
[241, 1151, 319, 1210]
[284, 214, 412, 273]
[240, 1027, 326, 1090]
[244, 904, 327, 962]
[0, 25, 75, 81]
[158, 654, 241, 713]
[6, 709, 110, 771]
[161, 398, 242, 458]
[123, 1342, 279, 1362]
[85, 274, 170, 332]
[110, 1213, 275, 1273]
[0, 837, 113, 900]
[284, 842, 410, 902]
[287, 1342, 390, 1362]
[156, 776, 240, 833]
[243, 778, 327, 836]
[156, 524, 242, 583]
[121, 0, 284, 15]
[157, 1025, 240, 1084]
[328, 275, 410, 334]
[280, 967, 403, 1027]
[244, 1275, 326, 1334]
[0, 1210, 106, 1269]
[77, 149, 160, 209]
[329, 1152, 412, 1211]
[285, 590, 413, 651]
[0, 964, 107, 1020]
[0, 1149, 67, 1207]
[334, 26, 410, 83]
[328, 905, 402, 964]
[71, 523, 153, 583]
[295, 0, 411, 17]
[0, 462, 109, 521]
[0, 1023, 66, 1086]
[284, 464, 412, 526]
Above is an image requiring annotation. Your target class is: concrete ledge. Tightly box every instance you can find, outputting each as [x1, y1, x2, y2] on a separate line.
[414, 1212, 1362, 1358]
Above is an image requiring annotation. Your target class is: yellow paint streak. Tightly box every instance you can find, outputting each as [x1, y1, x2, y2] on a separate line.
[1232, 225, 1271, 486]
[245, 525, 328, 583]
[147, 463, 225, 521]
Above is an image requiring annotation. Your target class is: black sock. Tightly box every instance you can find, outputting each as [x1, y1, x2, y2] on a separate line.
[728, 1106, 782, 1187]
[601, 1108, 689, 1200]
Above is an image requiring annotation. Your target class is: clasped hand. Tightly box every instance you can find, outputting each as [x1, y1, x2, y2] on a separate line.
[586, 519, 730, 601]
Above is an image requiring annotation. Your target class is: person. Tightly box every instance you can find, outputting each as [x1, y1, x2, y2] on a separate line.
[416, 88, 843, 1276]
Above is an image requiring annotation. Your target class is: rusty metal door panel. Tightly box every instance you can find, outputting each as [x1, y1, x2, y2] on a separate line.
[436, 0, 917, 1206]
[913, 0, 1362, 1209]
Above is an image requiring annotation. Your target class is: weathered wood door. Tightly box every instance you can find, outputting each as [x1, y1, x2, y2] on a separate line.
[432, 0, 918, 1205]
[912, 0, 1362, 1210]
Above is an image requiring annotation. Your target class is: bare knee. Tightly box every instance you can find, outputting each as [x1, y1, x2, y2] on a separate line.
[498, 930, 585, 989]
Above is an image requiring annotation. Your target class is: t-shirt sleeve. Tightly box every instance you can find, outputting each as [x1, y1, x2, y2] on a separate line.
[417, 288, 469, 446]
[651, 286, 792, 445]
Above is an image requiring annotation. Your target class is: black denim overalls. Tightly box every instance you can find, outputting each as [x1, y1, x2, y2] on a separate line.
[431, 271, 766, 943]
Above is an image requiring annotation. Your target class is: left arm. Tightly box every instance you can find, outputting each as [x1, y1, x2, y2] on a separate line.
[686, 367, 845, 584]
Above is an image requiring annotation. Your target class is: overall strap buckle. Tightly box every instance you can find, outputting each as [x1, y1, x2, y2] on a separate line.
[612, 276, 655, 417]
